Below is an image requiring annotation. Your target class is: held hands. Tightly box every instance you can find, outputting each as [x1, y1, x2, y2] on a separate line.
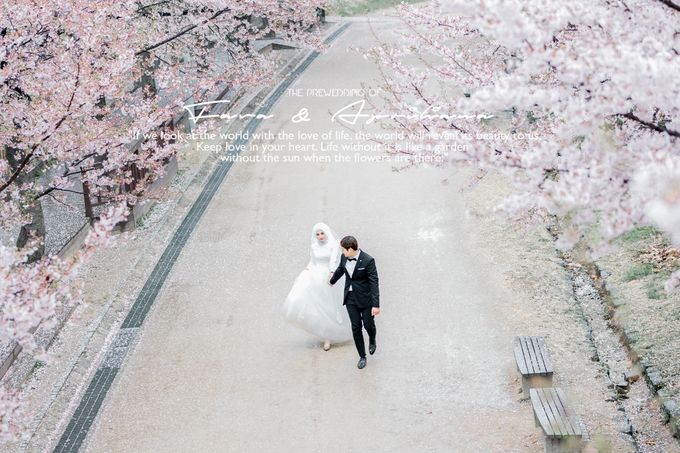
[328, 272, 333, 286]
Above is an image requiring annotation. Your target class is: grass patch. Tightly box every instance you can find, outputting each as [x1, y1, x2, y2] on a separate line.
[646, 281, 664, 300]
[31, 359, 47, 375]
[330, 0, 425, 16]
[620, 226, 658, 243]
[623, 263, 654, 282]
[644, 271, 671, 300]
[135, 202, 159, 228]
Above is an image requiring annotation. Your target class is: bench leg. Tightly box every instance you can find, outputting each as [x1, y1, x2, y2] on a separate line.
[545, 436, 582, 453]
[521, 376, 530, 399]
[523, 373, 553, 396]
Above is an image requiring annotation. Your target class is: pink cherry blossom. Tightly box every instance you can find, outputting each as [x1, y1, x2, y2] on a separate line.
[369, 0, 679, 287]
[1, 0, 325, 440]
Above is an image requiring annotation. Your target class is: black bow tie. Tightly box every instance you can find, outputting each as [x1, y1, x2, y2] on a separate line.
[347, 257, 357, 261]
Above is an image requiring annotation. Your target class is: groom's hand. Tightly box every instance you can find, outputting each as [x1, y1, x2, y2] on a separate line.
[328, 274, 333, 286]
[371, 307, 380, 316]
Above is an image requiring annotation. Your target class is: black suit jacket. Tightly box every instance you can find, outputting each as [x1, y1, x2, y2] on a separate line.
[329, 250, 379, 309]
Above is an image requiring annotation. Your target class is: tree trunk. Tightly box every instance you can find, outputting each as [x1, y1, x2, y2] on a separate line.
[139, 51, 159, 99]
[15, 200, 45, 262]
[5, 145, 46, 262]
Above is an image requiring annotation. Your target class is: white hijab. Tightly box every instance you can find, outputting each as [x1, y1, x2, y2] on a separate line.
[309, 222, 341, 270]
[310, 222, 339, 246]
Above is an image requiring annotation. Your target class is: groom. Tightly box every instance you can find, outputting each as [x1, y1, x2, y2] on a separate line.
[328, 236, 380, 369]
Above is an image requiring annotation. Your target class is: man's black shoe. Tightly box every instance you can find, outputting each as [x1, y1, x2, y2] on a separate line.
[357, 357, 366, 369]
[369, 341, 376, 355]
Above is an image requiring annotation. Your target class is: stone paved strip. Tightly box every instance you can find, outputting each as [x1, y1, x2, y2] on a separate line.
[52, 23, 350, 453]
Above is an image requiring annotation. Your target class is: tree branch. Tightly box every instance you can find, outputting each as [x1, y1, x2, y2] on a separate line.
[0, 62, 82, 194]
[620, 112, 680, 138]
[0, 146, 36, 193]
[36, 187, 87, 200]
[137, 0, 171, 13]
[657, 0, 680, 12]
[135, 7, 230, 55]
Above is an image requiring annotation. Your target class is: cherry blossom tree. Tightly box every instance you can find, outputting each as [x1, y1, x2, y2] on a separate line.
[1, 0, 324, 440]
[0, 205, 128, 441]
[1, 0, 325, 236]
[368, 0, 680, 287]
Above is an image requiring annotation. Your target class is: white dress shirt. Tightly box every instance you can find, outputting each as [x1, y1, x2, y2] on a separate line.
[345, 249, 361, 291]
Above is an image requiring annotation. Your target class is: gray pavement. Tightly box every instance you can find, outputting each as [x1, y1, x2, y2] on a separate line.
[82, 19, 537, 453]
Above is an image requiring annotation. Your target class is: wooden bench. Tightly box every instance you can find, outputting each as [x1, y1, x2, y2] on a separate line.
[530, 388, 584, 453]
[513, 336, 554, 396]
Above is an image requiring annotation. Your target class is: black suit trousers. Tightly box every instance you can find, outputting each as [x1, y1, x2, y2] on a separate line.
[345, 291, 376, 358]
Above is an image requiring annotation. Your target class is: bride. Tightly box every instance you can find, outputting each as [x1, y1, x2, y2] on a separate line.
[282, 222, 352, 350]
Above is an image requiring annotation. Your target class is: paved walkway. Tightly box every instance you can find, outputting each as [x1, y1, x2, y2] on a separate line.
[74, 19, 536, 453]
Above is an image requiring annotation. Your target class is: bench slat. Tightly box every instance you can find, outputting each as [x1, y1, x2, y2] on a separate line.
[513, 337, 530, 375]
[529, 337, 546, 374]
[536, 388, 567, 436]
[542, 389, 572, 436]
[514, 336, 554, 377]
[521, 337, 540, 375]
[530, 388, 556, 436]
[531, 388, 583, 439]
[536, 337, 554, 374]
[519, 337, 535, 374]
[555, 388, 583, 436]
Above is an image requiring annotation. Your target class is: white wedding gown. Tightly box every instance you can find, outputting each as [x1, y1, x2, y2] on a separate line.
[282, 235, 352, 343]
